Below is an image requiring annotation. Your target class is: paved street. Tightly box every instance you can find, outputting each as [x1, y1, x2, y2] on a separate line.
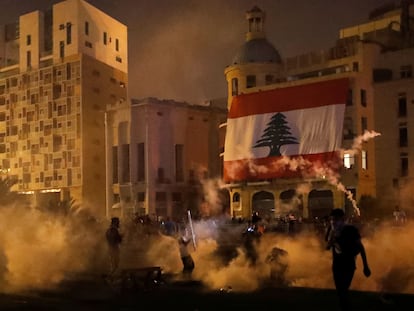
[0, 273, 413, 311]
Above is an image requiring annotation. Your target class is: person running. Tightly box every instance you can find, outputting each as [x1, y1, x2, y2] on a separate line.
[326, 208, 371, 311]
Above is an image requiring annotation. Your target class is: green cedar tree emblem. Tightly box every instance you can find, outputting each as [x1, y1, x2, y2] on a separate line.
[253, 112, 299, 157]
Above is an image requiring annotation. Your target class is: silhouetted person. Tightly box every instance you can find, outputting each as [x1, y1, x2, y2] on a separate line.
[178, 236, 195, 279]
[105, 217, 123, 277]
[163, 217, 177, 236]
[251, 211, 261, 224]
[266, 246, 289, 286]
[326, 208, 371, 311]
[242, 221, 261, 266]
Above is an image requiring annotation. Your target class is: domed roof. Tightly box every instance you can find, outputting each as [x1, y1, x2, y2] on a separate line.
[232, 38, 282, 65]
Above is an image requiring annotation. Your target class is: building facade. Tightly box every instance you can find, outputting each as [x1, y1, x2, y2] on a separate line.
[0, 0, 128, 219]
[224, 3, 414, 220]
[109, 97, 228, 221]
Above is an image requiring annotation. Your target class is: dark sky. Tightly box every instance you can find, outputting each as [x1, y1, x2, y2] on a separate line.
[0, 0, 396, 104]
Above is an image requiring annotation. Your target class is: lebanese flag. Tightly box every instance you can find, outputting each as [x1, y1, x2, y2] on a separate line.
[223, 78, 349, 182]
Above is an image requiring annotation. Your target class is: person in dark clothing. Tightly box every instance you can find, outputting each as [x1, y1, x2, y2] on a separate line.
[106, 217, 123, 277]
[242, 221, 262, 266]
[163, 217, 177, 236]
[326, 208, 371, 311]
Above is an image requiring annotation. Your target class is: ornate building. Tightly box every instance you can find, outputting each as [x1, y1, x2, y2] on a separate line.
[224, 2, 414, 220]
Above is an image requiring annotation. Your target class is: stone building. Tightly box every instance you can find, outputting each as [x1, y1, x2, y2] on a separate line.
[224, 2, 414, 220]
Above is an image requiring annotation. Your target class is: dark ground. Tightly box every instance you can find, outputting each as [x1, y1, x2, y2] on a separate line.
[0, 272, 413, 311]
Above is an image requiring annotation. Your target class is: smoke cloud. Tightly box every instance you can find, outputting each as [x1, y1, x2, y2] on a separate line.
[0, 204, 107, 293]
[1, 193, 414, 296]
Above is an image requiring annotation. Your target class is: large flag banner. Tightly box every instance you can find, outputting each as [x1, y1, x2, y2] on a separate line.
[223, 78, 349, 182]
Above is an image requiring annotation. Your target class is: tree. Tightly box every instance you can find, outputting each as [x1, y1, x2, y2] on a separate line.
[0, 177, 20, 206]
[253, 112, 299, 157]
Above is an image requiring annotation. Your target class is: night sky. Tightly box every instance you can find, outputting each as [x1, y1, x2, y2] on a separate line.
[0, 0, 395, 104]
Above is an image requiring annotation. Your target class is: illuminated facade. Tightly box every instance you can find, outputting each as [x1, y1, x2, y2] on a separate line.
[0, 0, 128, 218]
[224, 3, 414, 219]
[115, 97, 227, 220]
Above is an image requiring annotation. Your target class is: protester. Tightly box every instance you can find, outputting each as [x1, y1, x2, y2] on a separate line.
[178, 236, 195, 279]
[326, 208, 371, 311]
[265, 246, 289, 286]
[105, 217, 123, 278]
[163, 217, 177, 236]
[242, 221, 262, 266]
[393, 205, 407, 226]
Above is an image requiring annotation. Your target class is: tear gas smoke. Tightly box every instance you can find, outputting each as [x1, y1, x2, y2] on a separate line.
[0, 204, 107, 293]
[143, 215, 414, 294]
[1, 195, 414, 296]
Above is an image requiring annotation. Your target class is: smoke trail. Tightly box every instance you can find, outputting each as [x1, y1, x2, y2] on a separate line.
[350, 130, 381, 152]
[225, 130, 382, 216]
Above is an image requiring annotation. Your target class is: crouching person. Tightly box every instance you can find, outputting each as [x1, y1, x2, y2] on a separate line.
[266, 246, 289, 286]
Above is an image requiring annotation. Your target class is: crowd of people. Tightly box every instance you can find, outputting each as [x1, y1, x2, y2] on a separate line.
[103, 207, 413, 309]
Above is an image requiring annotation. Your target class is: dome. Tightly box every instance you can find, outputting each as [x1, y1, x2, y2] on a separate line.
[231, 38, 282, 65]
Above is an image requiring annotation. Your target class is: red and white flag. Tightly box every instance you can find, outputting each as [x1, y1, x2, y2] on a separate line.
[223, 78, 349, 182]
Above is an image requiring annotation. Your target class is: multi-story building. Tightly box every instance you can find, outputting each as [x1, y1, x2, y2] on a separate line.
[0, 0, 128, 219]
[224, 2, 414, 220]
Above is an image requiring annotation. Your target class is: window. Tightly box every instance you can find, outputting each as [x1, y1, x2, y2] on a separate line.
[137, 142, 145, 181]
[361, 117, 368, 133]
[66, 22, 72, 44]
[175, 144, 184, 182]
[172, 192, 182, 202]
[401, 157, 408, 177]
[59, 41, 64, 58]
[231, 78, 238, 96]
[246, 75, 256, 88]
[26, 35, 31, 45]
[232, 192, 241, 210]
[157, 168, 165, 182]
[343, 117, 354, 139]
[115, 38, 119, 51]
[352, 62, 359, 72]
[103, 32, 107, 45]
[400, 65, 412, 78]
[361, 150, 367, 170]
[112, 146, 118, 183]
[399, 127, 408, 147]
[26, 51, 31, 68]
[360, 89, 367, 107]
[343, 152, 355, 169]
[398, 93, 407, 117]
[85, 21, 89, 35]
[156, 192, 167, 202]
[137, 192, 145, 202]
[121, 144, 130, 183]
